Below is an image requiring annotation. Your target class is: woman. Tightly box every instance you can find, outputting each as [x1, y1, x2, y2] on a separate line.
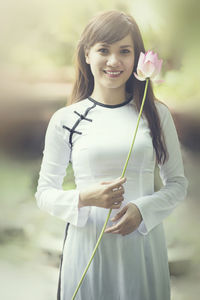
[35, 10, 188, 300]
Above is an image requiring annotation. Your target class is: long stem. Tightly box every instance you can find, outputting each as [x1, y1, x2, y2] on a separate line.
[121, 78, 149, 178]
[71, 209, 112, 299]
[72, 78, 149, 300]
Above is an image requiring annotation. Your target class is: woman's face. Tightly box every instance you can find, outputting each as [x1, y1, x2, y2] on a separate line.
[85, 33, 135, 92]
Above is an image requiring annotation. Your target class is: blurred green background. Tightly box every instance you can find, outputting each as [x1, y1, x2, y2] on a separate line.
[0, 0, 200, 299]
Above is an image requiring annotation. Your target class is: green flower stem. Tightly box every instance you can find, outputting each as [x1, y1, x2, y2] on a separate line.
[121, 78, 149, 178]
[72, 78, 149, 300]
[71, 209, 112, 300]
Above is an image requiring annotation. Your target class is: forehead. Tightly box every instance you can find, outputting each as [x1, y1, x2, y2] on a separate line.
[95, 34, 134, 48]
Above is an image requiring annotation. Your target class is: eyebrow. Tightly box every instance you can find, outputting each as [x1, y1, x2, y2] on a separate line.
[98, 43, 133, 48]
[120, 45, 133, 48]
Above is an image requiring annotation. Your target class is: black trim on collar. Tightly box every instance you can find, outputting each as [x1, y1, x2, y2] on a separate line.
[88, 95, 133, 108]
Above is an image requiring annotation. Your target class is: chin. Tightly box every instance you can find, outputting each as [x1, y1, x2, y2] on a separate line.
[101, 79, 125, 88]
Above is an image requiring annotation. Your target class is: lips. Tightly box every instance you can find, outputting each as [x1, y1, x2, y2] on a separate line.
[103, 70, 123, 77]
[104, 70, 123, 74]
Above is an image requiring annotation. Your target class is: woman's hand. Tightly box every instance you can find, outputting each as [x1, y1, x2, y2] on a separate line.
[104, 203, 142, 235]
[78, 177, 126, 209]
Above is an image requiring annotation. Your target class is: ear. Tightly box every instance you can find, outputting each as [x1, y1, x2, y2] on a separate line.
[85, 49, 90, 64]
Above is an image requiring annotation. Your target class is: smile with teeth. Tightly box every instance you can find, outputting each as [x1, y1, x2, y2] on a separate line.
[103, 70, 123, 77]
[104, 70, 123, 75]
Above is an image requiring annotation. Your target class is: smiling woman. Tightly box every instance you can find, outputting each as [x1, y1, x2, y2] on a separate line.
[35, 10, 188, 300]
[85, 34, 135, 104]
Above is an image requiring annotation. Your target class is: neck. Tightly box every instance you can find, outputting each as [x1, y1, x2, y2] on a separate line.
[90, 86, 127, 105]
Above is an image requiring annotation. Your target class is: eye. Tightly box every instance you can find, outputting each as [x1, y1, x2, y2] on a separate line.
[98, 48, 108, 54]
[121, 49, 131, 54]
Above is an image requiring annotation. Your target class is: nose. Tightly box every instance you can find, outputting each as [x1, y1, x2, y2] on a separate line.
[106, 54, 121, 67]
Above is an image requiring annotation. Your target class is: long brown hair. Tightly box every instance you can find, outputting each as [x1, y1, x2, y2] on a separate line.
[69, 10, 167, 164]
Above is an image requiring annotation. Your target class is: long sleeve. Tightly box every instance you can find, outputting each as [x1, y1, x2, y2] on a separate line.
[35, 108, 90, 227]
[132, 103, 188, 235]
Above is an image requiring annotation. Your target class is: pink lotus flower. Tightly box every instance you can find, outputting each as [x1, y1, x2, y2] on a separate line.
[134, 50, 163, 82]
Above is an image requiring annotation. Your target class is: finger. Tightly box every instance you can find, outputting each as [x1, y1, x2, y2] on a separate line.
[107, 177, 126, 191]
[111, 206, 127, 221]
[101, 177, 126, 187]
[104, 224, 121, 233]
[105, 230, 120, 234]
[105, 225, 129, 235]
[112, 186, 124, 195]
[106, 215, 127, 232]
[110, 202, 122, 209]
[112, 195, 124, 203]
[101, 180, 113, 185]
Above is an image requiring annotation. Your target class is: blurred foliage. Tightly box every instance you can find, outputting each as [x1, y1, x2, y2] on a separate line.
[0, 0, 199, 107]
[0, 151, 75, 263]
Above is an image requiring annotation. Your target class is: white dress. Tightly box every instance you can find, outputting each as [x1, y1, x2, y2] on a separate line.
[35, 96, 188, 300]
